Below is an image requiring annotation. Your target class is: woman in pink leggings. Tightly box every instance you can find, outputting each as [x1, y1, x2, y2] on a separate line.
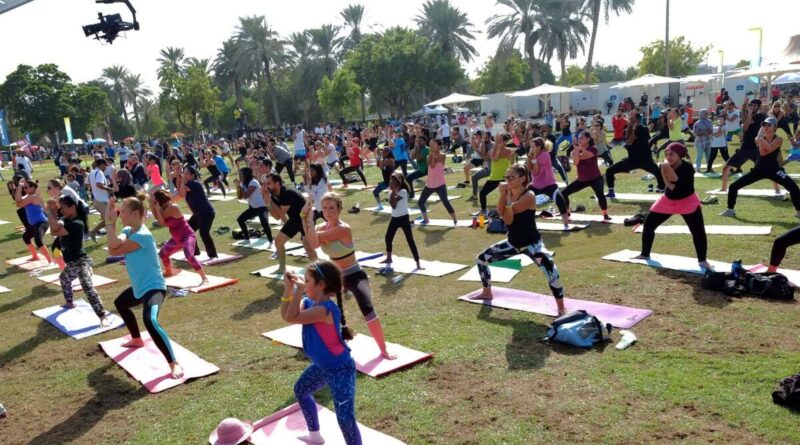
[149, 189, 209, 284]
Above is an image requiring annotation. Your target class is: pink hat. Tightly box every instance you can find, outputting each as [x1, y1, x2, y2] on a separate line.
[208, 418, 253, 445]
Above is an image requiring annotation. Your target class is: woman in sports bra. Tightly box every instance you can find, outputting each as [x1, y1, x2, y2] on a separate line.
[150, 189, 208, 285]
[303, 192, 397, 360]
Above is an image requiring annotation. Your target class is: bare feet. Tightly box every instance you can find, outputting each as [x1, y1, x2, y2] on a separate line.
[121, 337, 145, 348]
[163, 269, 179, 278]
[556, 300, 567, 316]
[469, 289, 493, 300]
[62, 302, 76, 309]
[381, 349, 398, 360]
[380, 257, 392, 264]
[298, 430, 325, 444]
[170, 362, 184, 379]
[99, 315, 111, 328]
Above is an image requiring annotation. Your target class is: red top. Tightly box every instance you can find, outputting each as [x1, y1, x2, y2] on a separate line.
[348, 145, 362, 167]
[612, 115, 628, 139]
[576, 146, 601, 182]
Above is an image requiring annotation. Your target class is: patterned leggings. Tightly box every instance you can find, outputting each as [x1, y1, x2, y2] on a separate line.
[476, 239, 564, 299]
[294, 360, 362, 445]
[60, 256, 105, 317]
[159, 234, 202, 271]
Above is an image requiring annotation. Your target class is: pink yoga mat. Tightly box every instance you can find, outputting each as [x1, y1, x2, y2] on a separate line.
[263, 325, 432, 378]
[99, 333, 219, 393]
[248, 402, 405, 445]
[747, 264, 800, 287]
[37, 273, 117, 290]
[170, 251, 243, 266]
[164, 270, 238, 293]
[458, 287, 652, 329]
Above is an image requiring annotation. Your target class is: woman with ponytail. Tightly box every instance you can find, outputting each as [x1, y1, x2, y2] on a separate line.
[303, 192, 396, 360]
[281, 259, 362, 445]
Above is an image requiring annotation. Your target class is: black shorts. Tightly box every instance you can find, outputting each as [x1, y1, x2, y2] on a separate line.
[280, 217, 305, 238]
[726, 148, 758, 169]
[293, 154, 306, 161]
[470, 158, 484, 167]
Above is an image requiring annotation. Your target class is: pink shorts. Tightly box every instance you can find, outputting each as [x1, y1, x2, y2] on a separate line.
[650, 193, 701, 215]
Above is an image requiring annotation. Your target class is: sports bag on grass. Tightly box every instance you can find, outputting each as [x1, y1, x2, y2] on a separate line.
[486, 218, 507, 234]
[546, 310, 612, 348]
[773, 374, 800, 409]
[742, 272, 794, 300]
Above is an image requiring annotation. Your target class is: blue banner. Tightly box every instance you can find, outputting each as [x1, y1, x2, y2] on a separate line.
[0, 109, 9, 146]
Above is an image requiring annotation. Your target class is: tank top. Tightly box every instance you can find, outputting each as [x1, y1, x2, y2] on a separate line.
[319, 224, 355, 260]
[755, 135, 781, 172]
[25, 203, 47, 226]
[426, 158, 446, 188]
[489, 156, 510, 181]
[301, 298, 351, 369]
[507, 207, 541, 248]
[164, 215, 194, 242]
[381, 163, 393, 185]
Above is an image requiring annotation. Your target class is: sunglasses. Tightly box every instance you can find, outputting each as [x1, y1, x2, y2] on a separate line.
[504, 175, 517, 181]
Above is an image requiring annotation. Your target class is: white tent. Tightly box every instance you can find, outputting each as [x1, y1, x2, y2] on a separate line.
[507, 83, 581, 97]
[425, 93, 487, 107]
[680, 74, 722, 84]
[727, 63, 800, 90]
[412, 105, 448, 116]
[612, 73, 680, 89]
[774, 72, 800, 85]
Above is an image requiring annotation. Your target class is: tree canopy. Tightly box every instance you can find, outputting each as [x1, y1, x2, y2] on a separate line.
[637, 36, 710, 77]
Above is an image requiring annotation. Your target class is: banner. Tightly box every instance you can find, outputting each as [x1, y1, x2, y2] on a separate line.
[0, 109, 9, 146]
[64, 117, 73, 143]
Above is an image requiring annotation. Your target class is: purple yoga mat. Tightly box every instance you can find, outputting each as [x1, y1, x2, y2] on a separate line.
[458, 287, 652, 329]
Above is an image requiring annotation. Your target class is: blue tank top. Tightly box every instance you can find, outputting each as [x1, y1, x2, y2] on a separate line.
[301, 298, 351, 369]
[25, 203, 47, 226]
[213, 155, 229, 173]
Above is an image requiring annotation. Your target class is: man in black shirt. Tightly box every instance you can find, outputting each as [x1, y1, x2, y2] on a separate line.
[605, 111, 665, 197]
[128, 155, 148, 187]
[46, 195, 110, 326]
[264, 172, 317, 274]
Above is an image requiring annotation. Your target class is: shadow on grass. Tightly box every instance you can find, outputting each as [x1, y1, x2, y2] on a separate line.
[0, 319, 63, 368]
[652, 268, 733, 308]
[27, 363, 146, 445]
[230, 280, 283, 321]
[475, 304, 550, 370]
[0, 283, 60, 314]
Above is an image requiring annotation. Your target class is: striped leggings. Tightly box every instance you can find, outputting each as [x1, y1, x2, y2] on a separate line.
[476, 239, 564, 299]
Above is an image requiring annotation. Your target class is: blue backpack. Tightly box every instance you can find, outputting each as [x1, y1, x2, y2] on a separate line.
[546, 310, 612, 348]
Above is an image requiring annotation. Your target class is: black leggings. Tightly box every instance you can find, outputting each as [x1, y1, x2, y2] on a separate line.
[203, 175, 225, 197]
[418, 184, 455, 215]
[605, 157, 665, 190]
[640, 206, 707, 262]
[728, 168, 800, 210]
[598, 150, 614, 165]
[276, 160, 296, 184]
[479, 179, 501, 212]
[707, 146, 730, 171]
[188, 212, 217, 258]
[342, 268, 377, 322]
[23, 221, 47, 248]
[770, 225, 800, 267]
[114, 288, 176, 363]
[396, 159, 409, 177]
[16, 207, 30, 228]
[562, 176, 607, 210]
[385, 215, 419, 262]
[339, 166, 367, 186]
[550, 149, 568, 182]
[237, 206, 273, 242]
[531, 184, 568, 215]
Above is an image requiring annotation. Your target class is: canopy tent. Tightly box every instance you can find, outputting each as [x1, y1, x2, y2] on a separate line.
[425, 93, 487, 107]
[507, 83, 581, 97]
[774, 72, 800, 85]
[727, 63, 800, 89]
[412, 105, 449, 116]
[680, 74, 722, 84]
[611, 73, 680, 89]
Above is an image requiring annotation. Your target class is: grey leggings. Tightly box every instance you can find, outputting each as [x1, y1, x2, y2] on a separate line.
[471, 167, 490, 197]
[418, 185, 455, 215]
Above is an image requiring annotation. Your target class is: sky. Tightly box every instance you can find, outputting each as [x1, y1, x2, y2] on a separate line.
[0, 0, 797, 92]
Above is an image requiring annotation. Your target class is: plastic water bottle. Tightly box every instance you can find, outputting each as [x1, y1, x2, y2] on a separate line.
[0, 403, 7, 419]
[391, 274, 405, 284]
[478, 213, 485, 228]
[731, 259, 743, 279]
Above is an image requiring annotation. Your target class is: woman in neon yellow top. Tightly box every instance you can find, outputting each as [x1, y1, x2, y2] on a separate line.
[478, 133, 515, 215]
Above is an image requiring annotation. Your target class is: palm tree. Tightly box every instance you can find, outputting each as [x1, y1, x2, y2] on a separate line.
[185, 57, 211, 75]
[156, 46, 185, 82]
[308, 25, 343, 78]
[122, 73, 151, 137]
[235, 15, 287, 128]
[415, 0, 478, 63]
[583, 0, 634, 82]
[214, 38, 253, 109]
[536, 0, 589, 86]
[287, 32, 313, 62]
[487, 0, 545, 86]
[101, 64, 130, 127]
[340, 4, 365, 52]
[136, 96, 157, 139]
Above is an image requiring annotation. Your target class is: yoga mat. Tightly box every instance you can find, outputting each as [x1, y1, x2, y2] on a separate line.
[208, 195, 236, 202]
[0, 285, 11, 293]
[605, 193, 659, 202]
[32, 299, 124, 340]
[263, 324, 432, 378]
[99, 333, 219, 393]
[414, 219, 474, 228]
[0, 219, 10, 225]
[332, 183, 370, 191]
[458, 287, 653, 329]
[36, 273, 117, 290]
[365, 206, 421, 216]
[359, 254, 467, 277]
[164, 270, 238, 293]
[170, 251, 244, 265]
[251, 264, 305, 279]
[706, 188, 787, 197]
[248, 402, 406, 445]
[535, 194, 552, 206]
[10, 258, 59, 272]
[550, 213, 632, 225]
[248, 215, 284, 226]
[747, 264, 800, 287]
[536, 222, 588, 232]
[602, 249, 731, 274]
[409, 195, 462, 203]
[694, 172, 722, 178]
[457, 265, 520, 283]
[633, 225, 772, 235]
[286, 247, 330, 260]
[231, 239, 304, 252]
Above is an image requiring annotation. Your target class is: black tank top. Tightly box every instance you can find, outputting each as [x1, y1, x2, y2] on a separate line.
[381, 164, 393, 184]
[507, 207, 541, 248]
[208, 164, 221, 176]
[755, 135, 781, 172]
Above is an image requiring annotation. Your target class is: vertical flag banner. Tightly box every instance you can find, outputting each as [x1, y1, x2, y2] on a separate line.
[64, 117, 73, 143]
[0, 109, 10, 146]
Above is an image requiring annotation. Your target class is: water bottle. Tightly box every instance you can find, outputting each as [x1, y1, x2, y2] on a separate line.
[731, 259, 743, 279]
[478, 213, 485, 228]
[0, 402, 7, 419]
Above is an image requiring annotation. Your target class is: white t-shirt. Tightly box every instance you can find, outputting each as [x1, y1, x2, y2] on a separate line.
[89, 169, 109, 202]
[16, 155, 32, 174]
[294, 130, 306, 152]
[60, 185, 88, 207]
[245, 179, 266, 208]
[441, 123, 450, 138]
[391, 189, 409, 217]
[711, 125, 727, 147]
[314, 126, 325, 135]
[724, 110, 740, 132]
[309, 178, 328, 210]
[325, 143, 339, 164]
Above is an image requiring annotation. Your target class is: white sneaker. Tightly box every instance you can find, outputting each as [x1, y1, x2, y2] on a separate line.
[719, 209, 736, 217]
[615, 330, 637, 350]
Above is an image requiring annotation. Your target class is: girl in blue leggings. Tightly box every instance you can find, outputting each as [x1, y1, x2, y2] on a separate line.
[281, 259, 362, 445]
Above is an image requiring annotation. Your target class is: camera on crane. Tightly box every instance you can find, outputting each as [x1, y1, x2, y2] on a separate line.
[82, 0, 138, 44]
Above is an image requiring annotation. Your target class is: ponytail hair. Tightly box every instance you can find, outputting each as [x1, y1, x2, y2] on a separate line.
[307, 259, 353, 340]
[390, 172, 410, 193]
[122, 192, 147, 217]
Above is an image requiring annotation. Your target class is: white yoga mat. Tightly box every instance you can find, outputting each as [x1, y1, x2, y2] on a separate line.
[170, 251, 243, 265]
[409, 195, 462, 203]
[457, 265, 520, 283]
[251, 264, 305, 279]
[536, 222, 588, 232]
[414, 219, 474, 228]
[231, 239, 303, 252]
[32, 299, 124, 340]
[0, 219, 10, 225]
[602, 249, 730, 274]
[365, 206, 421, 216]
[551, 213, 633, 225]
[208, 195, 236, 202]
[605, 193, 660, 202]
[360, 254, 467, 277]
[634, 225, 772, 235]
[706, 188, 787, 197]
[0, 285, 12, 293]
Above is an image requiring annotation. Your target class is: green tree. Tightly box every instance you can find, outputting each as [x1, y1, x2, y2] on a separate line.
[308, 25, 343, 79]
[317, 68, 362, 120]
[558, 64, 595, 86]
[536, 0, 589, 86]
[472, 49, 533, 94]
[213, 38, 254, 109]
[583, 0, 634, 82]
[136, 96, 164, 139]
[487, 0, 547, 86]
[340, 3, 368, 120]
[637, 36, 710, 77]
[101, 64, 130, 128]
[216, 97, 260, 134]
[592, 63, 631, 83]
[175, 66, 221, 139]
[735, 59, 750, 68]
[415, 0, 477, 63]
[235, 15, 287, 128]
[71, 83, 112, 138]
[122, 73, 151, 137]
[0, 64, 75, 137]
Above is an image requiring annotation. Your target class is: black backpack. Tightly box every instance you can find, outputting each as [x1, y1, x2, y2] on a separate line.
[485, 209, 507, 234]
[701, 269, 729, 291]
[773, 374, 800, 409]
[742, 272, 794, 300]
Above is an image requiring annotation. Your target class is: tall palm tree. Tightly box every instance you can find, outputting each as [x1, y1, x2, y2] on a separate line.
[415, 0, 478, 63]
[308, 24, 343, 78]
[487, 0, 545, 86]
[214, 38, 253, 109]
[185, 57, 211, 75]
[340, 4, 365, 52]
[583, 0, 634, 82]
[536, 0, 589, 86]
[136, 96, 157, 139]
[235, 15, 287, 127]
[156, 46, 186, 82]
[101, 65, 130, 127]
[122, 73, 151, 137]
[287, 32, 314, 63]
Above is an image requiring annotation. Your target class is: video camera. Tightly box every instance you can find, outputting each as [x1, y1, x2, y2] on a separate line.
[82, 0, 138, 44]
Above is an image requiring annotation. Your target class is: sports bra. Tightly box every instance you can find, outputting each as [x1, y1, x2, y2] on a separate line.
[320, 225, 355, 260]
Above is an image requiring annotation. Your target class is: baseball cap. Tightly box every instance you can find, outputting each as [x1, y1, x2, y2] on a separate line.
[763, 116, 778, 127]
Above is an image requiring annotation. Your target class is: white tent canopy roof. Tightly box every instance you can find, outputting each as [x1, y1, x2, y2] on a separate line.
[680, 74, 722, 84]
[612, 73, 680, 88]
[774, 72, 800, 85]
[727, 63, 800, 79]
[507, 83, 581, 97]
[412, 105, 449, 115]
[425, 93, 487, 106]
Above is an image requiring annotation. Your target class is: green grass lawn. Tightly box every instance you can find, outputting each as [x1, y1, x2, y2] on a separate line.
[3, 138, 800, 444]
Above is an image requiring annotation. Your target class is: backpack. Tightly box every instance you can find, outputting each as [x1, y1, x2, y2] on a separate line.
[742, 272, 795, 300]
[701, 269, 729, 292]
[772, 374, 800, 409]
[486, 218, 507, 234]
[623, 212, 647, 227]
[557, 155, 571, 172]
[546, 310, 612, 348]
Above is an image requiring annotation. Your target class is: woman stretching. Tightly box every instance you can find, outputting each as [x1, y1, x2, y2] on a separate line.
[381, 172, 422, 269]
[561, 130, 611, 221]
[15, 180, 54, 264]
[338, 137, 368, 188]
[371, 147, 395, 212]
[235, 167, 273, 246]
[281, 260, 362, 445]
[478, 134, 515, 216]
[304, 163, 332, 222]
[418, 138, 458, 225]
[200, 150, 226, 198]
[634, 143, 711, 270]
[527, 138, 570, 229]
[304, 192, 396, 360]
[471, 165, 566, 315]
[150, 190, 209, 284]
[107, 195, 183, 379]
[175, 166, 218, 260]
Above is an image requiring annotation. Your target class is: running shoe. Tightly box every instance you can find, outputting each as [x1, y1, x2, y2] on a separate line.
[719, 209, 736, 217]
[466, 195, 477, 202]
[701, 196, 718, 205]
[605, 190, 616, 198]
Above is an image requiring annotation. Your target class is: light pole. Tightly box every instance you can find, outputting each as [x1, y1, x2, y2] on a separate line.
[717, 50, 724, 74]
[749, 27, 763, 67]
[664, 0, 670, 76]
